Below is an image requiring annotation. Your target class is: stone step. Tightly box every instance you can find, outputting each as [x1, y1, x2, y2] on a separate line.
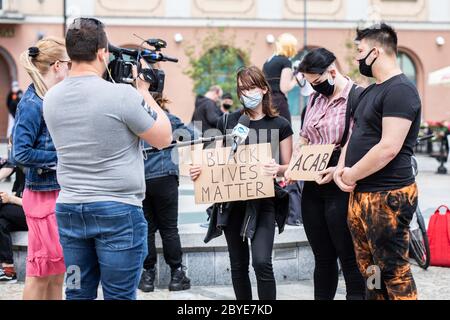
[11, 224, 313, 285]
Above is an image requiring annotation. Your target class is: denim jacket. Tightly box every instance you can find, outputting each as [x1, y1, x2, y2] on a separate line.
[144, 112, 196, 180]
[11, 84, 59, 191]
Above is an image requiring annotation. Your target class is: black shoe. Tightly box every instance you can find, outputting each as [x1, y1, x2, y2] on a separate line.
[0, 268, 17, 284]
[169, 266, 191, 292]
[138, 267, 156, 292]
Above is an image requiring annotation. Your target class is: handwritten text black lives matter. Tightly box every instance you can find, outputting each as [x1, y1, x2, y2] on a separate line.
[193, 143, 275, 204]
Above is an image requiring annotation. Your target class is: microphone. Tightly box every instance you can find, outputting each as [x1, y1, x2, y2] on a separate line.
[228, 114, 251, 161]
[141, 114, 250, 156]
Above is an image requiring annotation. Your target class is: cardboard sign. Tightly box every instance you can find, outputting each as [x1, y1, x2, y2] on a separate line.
[178, 143, 204, 177]
[286, 144, 335, 181]
[193, 143, 275, 204]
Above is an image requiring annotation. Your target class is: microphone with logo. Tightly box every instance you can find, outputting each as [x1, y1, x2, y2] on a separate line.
[228, 114, 251, 161]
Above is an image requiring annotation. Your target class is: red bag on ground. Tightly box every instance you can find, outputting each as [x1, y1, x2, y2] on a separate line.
[427, 205, 450, 267]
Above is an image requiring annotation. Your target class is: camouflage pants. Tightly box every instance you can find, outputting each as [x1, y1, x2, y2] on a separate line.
[348, 183, 418, 300]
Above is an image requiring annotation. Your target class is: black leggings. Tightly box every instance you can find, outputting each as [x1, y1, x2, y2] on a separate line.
[224, 199, 276, 300]
[302, 181, 366, 300]
[0, 204, 27, 264]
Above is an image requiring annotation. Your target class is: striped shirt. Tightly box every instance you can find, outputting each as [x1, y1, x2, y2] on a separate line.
[300, 78, 353, 147]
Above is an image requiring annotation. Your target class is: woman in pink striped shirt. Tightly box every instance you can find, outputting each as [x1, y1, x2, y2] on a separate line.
[294, 48, 366, 300]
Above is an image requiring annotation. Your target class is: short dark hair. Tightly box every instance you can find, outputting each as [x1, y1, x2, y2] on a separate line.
[298, 48, 336, 74]
[222, 93, 233, 100]
[66, 17, 108, 62]
[356, 22, 398, 55]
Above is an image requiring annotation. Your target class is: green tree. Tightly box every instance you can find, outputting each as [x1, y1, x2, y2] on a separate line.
[184, 29, 252, 109]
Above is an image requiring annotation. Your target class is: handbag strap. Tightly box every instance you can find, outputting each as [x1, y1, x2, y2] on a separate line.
[301, 83, 365, 145]
[435, 205, 450, 215]
[300, 93, 319, 130]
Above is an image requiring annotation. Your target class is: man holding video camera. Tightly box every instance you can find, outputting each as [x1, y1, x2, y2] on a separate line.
[43, 18, 172, 300]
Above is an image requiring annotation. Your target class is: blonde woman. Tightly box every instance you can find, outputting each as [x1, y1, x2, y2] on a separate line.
[263, 33, 302, 124]
[12, 37, 70, 300]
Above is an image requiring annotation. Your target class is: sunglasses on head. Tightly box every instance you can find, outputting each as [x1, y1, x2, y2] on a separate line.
[50, 60, 72, 70]
[69, 17, 105, 52]
[71, 17, 104, 28]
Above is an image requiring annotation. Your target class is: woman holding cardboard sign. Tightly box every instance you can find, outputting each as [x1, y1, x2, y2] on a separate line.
[190, 66, 293, 300]
[292, 48, 366, 300]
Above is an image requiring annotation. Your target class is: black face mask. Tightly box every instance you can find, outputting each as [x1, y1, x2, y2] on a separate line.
[358, 48, 378, 78]
[312, 75, 335, 97]
[222, 104, 232, 110]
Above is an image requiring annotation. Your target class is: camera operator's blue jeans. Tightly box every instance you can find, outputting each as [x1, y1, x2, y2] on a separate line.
[55, 201, 148, 300]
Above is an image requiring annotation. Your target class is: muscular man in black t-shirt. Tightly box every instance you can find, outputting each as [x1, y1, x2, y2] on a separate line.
[334, 23, 421, 300]
[345, 74, 421, 191]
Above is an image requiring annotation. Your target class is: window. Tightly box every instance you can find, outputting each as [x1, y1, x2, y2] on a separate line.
[397, 51, 417, 85]
[0, 0, 3, 13]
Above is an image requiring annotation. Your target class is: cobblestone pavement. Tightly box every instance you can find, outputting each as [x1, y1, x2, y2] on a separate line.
[0, 149, 449, 300]
[1, 265, 450, 300]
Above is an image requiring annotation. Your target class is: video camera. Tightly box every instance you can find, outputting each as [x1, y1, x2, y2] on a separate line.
[106, 38, 178, 93]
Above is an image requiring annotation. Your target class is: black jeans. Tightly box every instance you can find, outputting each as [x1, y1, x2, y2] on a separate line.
[224, 199, 276, 300]
[142, 175, 183, 271]
[0, 204, 27, 264]
[302, 181, 366, 300]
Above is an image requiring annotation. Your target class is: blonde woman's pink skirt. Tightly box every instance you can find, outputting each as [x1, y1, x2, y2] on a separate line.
[22, 189, 66, 278]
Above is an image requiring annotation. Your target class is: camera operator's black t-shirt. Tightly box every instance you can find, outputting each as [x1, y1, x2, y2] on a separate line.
[263, 55, 292, 94]
[345, 74, 421, 192]
[217, 110, 293, 162]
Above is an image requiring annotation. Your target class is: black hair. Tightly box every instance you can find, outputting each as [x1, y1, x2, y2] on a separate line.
[222, 92, 233, 100]
[355, 22, 398, 55]
[66, 17, 108, 62]
[298, 48, 336, 74]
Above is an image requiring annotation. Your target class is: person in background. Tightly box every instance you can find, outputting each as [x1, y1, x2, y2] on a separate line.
[0, 158, 27, 284]
[220, 92, 234, 114]
[138, 93, 195, 293]
[6, 81, 23, 119]
[263, 33, 303, 124]
[6, 81, 23, 138]
[291, 48, 366, 300]
[12, 37, 70, 300]
[191, 85, 223, 134]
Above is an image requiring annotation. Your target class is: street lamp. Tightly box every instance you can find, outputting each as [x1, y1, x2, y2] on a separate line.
[63, 0, 67, 36]
[303, 0, 308, 52]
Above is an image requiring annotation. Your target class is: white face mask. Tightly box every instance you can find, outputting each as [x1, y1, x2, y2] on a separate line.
[241, 91, 263, 110]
